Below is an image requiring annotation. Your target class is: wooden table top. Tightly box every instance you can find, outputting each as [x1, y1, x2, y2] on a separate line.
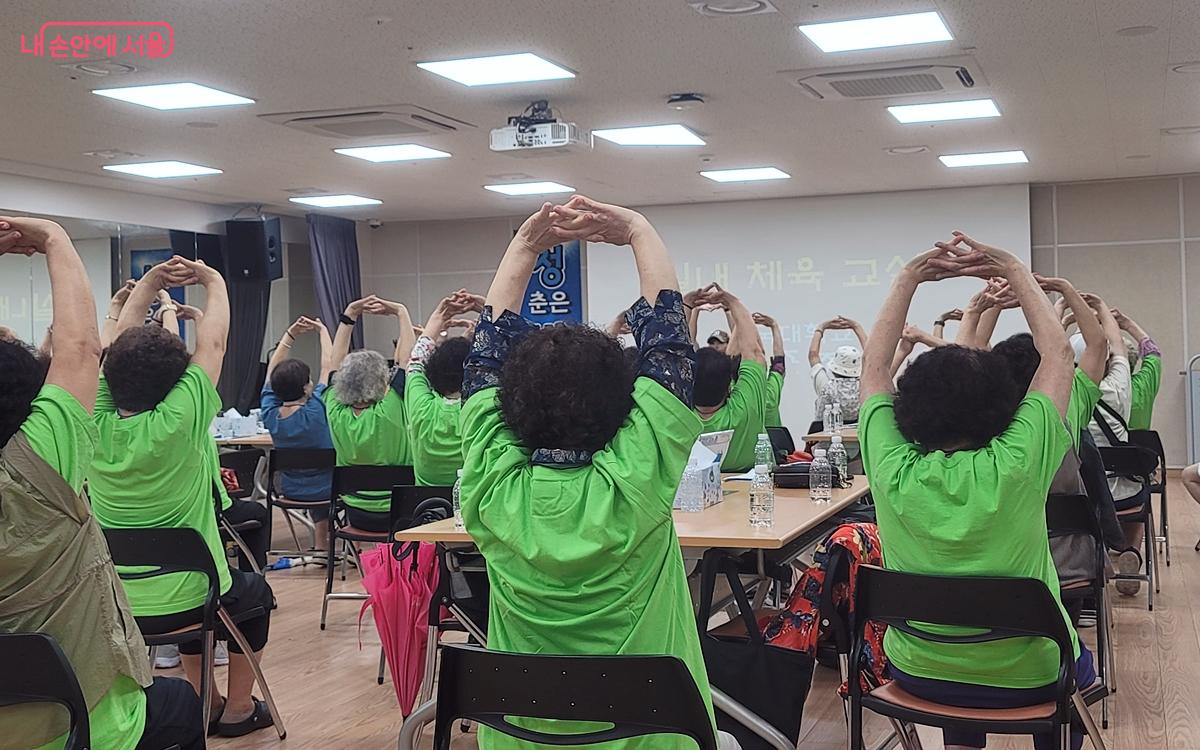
[394, 478, 870, 551]
[215, 434, 274, 447]
[802, 428, 859, 444]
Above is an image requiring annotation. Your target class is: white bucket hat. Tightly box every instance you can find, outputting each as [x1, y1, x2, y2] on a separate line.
[830, 346, 862, 378]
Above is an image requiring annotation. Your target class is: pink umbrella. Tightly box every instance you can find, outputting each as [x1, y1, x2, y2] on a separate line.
[358, 542, 439, 715]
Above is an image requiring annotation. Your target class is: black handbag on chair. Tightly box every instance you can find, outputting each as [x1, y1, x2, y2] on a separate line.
[697, 550, 815, 750]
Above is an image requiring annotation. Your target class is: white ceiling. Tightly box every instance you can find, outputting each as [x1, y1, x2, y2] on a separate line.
[3, 0, 1200, 221]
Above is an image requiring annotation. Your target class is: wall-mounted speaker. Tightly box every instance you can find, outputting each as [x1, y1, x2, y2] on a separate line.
[224, 218, 283, 281]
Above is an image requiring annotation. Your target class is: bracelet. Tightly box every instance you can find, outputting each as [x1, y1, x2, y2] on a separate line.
[339, 314, 355, 326]
[105, 313, 119, 322]
[933, 320, 945, 327]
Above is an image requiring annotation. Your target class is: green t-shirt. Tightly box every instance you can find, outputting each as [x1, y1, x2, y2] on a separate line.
[461, 379, 715, 749]
[765, 370, 784, 428]
[1067, 369, 1102, 447]
[89, 365, 234, 616]
[206, 438, 232, 511]
[323, 384, 411, 512]
[1129, 354, 1162, 431]
[860, 391, 1077, 689]
[404, 372, 463, 487]
[698, 361, 768, 472]
[19, 386, 147, 750]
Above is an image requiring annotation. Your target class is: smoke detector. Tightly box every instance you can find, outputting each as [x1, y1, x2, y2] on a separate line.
[83, 149, 143, 160]
[60, 58, 137, 77]
[667, 93, 706, 111]
[884, 145, 929, 155]
[687, 0, 777, 17]
[1162, 126, 1200, 136]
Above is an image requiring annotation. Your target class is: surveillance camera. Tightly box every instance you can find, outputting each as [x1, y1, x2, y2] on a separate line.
[368, 219, 383, 229]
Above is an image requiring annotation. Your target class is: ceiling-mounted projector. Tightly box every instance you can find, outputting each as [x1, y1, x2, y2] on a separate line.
[490, 99, 590, 155]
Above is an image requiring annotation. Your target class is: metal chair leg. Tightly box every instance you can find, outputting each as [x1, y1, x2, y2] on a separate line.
[218, 609, 287, 740]
[377, 646, 387, 685]
[221, 518, 263, 576]
[1073, 690, 1107, 750]
[397, 699, 437, 750]
[200, 631, 214, 746]
[418, 622, 440, 704]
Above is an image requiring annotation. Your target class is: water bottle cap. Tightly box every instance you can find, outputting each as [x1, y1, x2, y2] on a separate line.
[831, 435, 842, 443]
[814, 448, 827, 457]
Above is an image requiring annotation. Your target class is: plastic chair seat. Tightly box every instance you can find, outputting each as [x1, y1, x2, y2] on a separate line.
[865, 682, 1056, 722]
[1059, 579, 1093, 591]
[336, 526, 389, 542]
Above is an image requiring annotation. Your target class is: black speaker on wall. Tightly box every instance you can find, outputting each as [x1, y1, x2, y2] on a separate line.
[225, 218, 282, 281]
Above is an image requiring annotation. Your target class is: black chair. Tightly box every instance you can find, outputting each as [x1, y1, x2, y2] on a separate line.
[215, 448, 267, 575]
[0, 633, 90, 750]
[104, 527, 287, 740]
[1046, 494, 1114, 728]
[432, 643, 718, 750]
[321, 464, 415, 630]
[767, 426, 796, 462]
[1128, 430, 1169, 566]
[266, 447, 337, 559]
[1098, 445, 1159, 610]
[848, 566, 1106, 750]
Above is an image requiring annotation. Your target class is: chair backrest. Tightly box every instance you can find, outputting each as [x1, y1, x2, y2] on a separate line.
[218, 446, 265, 476]
[332, 464, 415, 498]
[266, 447, 337, 498]
[0, 633, 90, 750]
[850, 565, 1075, 714]
[1096, 445, 1156, 482]
[1045, 494, 1103, 541]
[767, 426, 796, 458]
[433, 644, 718, 750]
[103, 528, 222, 628]
[390, 485, 454, 533]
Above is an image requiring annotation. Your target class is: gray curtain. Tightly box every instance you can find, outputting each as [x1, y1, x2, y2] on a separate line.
[307, 214, 363, 350]
[218, 279, 271, 413]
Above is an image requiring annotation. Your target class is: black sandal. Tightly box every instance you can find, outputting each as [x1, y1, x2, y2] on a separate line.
[217, 697, 275, 738]
[206, 697, 226, 736]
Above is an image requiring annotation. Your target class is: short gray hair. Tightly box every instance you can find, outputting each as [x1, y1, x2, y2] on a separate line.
[335, 350, 389, 405]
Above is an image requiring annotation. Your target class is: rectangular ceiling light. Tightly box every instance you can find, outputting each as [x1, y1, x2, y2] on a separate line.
[289, 194, 382, 207]
[799, 11, 952, 53]
[888, 99, 1000, 123]
[334, 144, 451, 162]
[484, 181, 575, 196]
[939, 150, 1029, 167]
[592, 124, 705, 146]
[417, 52, 574, 86]
[102, 161, 222, 178]
[699, 167, 791, 183]
[93, 82, 254, 110]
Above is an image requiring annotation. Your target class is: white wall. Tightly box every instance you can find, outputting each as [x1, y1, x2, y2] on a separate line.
[587, 184, 1032, 432]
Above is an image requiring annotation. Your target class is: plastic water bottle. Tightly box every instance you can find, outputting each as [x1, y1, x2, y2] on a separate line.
[749, 464, 775, 528]
[754, 432, 775, 470]
[809, 449, 832, 503]
[828, 436, 849, 483]
[831, 401, 843, 434]
[822, 404, 834, 434]
[452, 469, 464, 530]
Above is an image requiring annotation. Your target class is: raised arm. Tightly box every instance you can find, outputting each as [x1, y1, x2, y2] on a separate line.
[315, 318, 334, 385]
[154, 289, 179, 334]
[1082, 293, 1124, 361]
[933, 308, 963, 341]
[0, 218, 101, 410]
[114, 258, 192, 338]
[100, 279, 136, 349]
[753, 312, 785, 359]
[175, 257, 229, 383]
[942, 234, 1073, 414]
[889, 337, 915, 380]
[710, 286, 764, 365]
[808, 322, 826, 367]
[266, 316, 315, 377]
[487, 203, 558, 316]
[1037, 275, 1106, 383]
[365, 298, 416, 364]
[845, 317, 868, 349]
[330, 296, 371, 371]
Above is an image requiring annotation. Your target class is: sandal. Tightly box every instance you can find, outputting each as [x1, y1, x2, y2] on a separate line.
[217, 697, 275, 738]
[206, 697, 226, 736]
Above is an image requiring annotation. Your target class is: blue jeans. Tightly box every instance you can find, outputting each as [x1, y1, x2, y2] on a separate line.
[888, 644, 1095, 750]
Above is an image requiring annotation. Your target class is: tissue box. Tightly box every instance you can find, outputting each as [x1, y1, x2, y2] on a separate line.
[228, 416, 258, 438]
[673, 442, 722, 512]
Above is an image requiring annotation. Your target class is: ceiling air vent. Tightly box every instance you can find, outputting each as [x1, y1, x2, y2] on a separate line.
[259, 105, 475, 139]
[784, 56, 986, 102]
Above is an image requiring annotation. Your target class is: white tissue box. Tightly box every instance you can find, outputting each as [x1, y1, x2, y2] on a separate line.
[673, 442, 722, 512]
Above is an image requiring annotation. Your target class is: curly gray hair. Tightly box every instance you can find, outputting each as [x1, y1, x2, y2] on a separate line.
[334, 350, 389, 406]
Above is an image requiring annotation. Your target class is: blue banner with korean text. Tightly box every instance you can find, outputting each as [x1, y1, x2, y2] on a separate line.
[521, 240, 583, 324]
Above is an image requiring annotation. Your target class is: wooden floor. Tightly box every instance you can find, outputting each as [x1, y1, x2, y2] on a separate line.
[197, 477, 1200, 750]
